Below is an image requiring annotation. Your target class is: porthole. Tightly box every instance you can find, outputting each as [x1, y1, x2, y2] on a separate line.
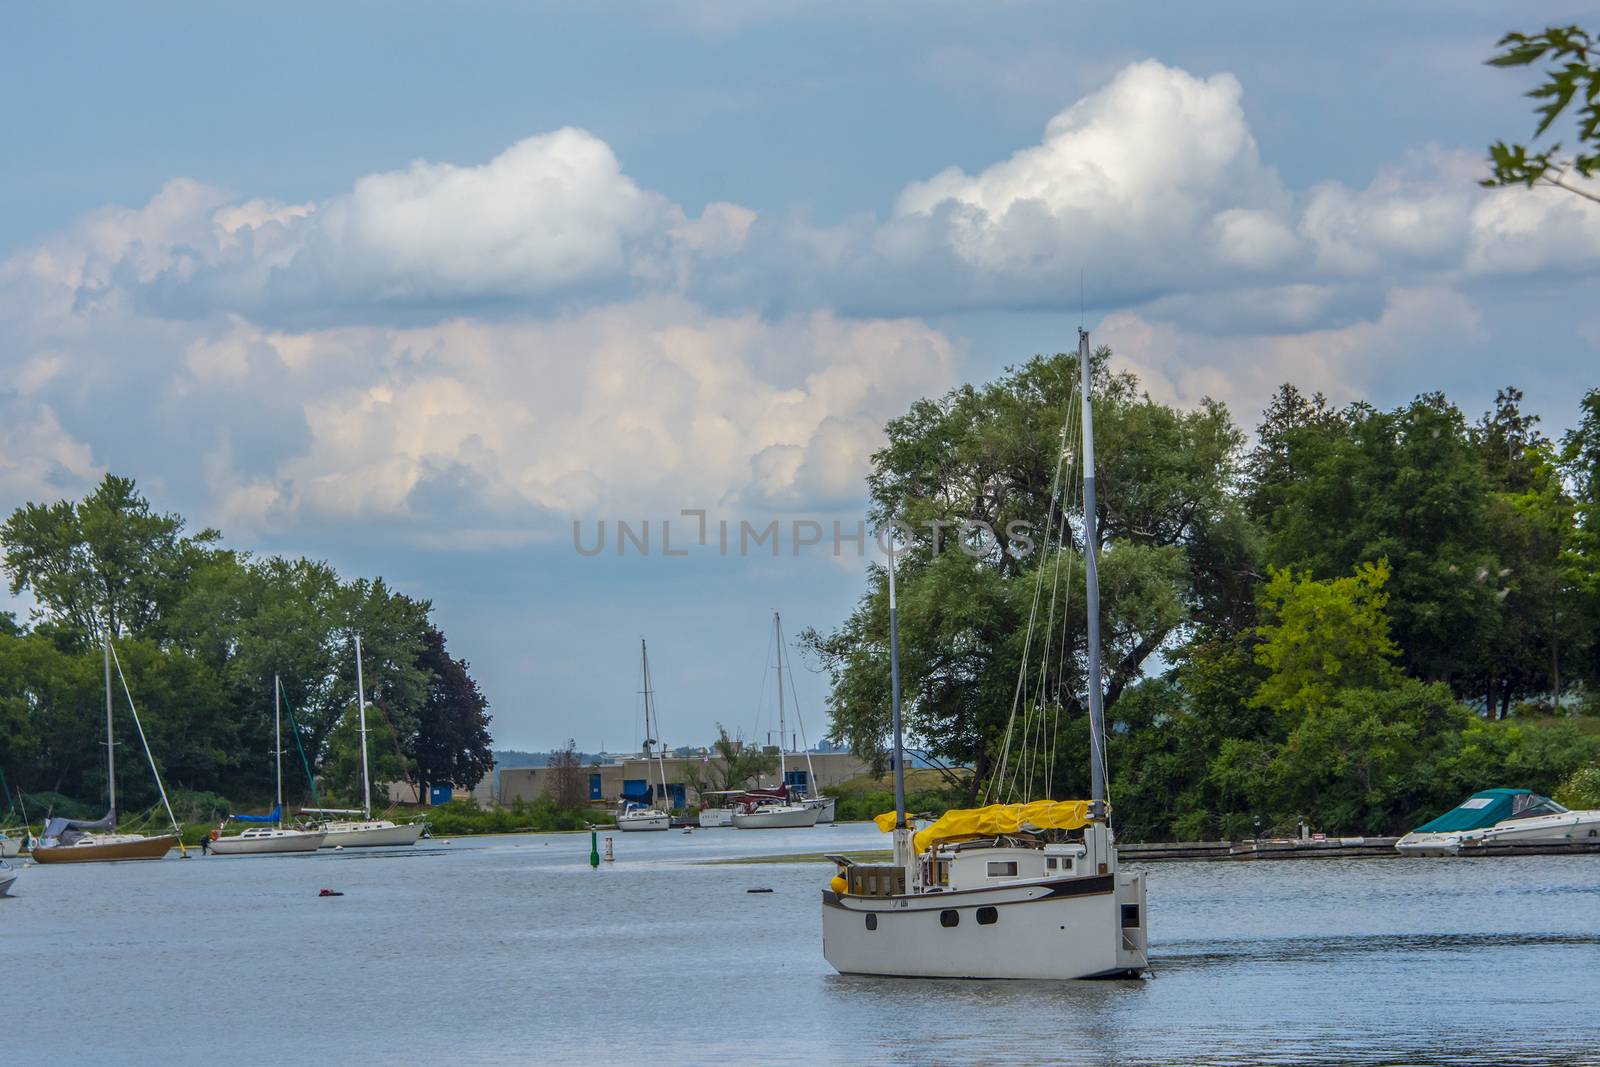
[976, 906, 998, 926]
[940, 909, 959, 928]
[865, 913, 878, 931]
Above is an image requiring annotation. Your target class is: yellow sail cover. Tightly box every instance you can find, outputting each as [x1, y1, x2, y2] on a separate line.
[875, 800, 1093, 852]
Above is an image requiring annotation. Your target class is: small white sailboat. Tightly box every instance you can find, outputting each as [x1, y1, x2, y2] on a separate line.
[212, 675, 327, 856]
[772, 611, 834, 824]
[310, 635, 423, 849]
[731, 614, 819, 830]
[821, 327, 1148, 980]
[617, 638, 672, 833]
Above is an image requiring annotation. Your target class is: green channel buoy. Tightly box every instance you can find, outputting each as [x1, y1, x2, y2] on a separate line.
[589, 829, 600, 869]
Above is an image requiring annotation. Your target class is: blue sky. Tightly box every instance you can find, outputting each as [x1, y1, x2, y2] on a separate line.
[2, 2, 1597, 751]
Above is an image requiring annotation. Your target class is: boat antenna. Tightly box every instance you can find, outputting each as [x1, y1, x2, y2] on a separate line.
[887, 527, 906, 830]
[1079, 326, 1107, 820]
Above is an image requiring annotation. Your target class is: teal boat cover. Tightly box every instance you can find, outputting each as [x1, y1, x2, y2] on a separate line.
[1411, 789, 1533, 833]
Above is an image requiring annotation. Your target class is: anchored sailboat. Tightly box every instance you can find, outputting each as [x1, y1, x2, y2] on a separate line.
[732, 613, 820, 829]
[821, 328, 1149, 980]
[618, 638, 672, 831]
[306, 634, 423, 848]
[211, 675, 326, 855]
[32, 635, 183, 864]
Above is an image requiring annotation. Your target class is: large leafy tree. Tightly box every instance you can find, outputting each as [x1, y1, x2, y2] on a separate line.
[1, 474, 220, 645]
[809, 350, 1250, 792]
[412, 626, 494, 789]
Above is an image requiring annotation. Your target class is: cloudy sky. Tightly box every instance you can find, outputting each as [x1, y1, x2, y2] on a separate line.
[3, 2, 1596, 752]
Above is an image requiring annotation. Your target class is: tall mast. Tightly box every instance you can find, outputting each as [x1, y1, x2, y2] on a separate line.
[888, 532, 906, 829]
[641, 638, 665, 806]
[774, 611, 787, 788]
[103, 631, 116, 826]
[355, 633, 372, 821]
[274, 673, 284, 830]
[1079, 328, 1107, 819]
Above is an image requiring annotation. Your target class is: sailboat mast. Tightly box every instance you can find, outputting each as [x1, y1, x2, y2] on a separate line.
[103, 631, 115, 825]
[1079, 327, 1107, 818]
[887, 533, 906, 829]
[274, 673, 284, 830]
[774, 611, 787, 788]
[355, 633, 372, 821]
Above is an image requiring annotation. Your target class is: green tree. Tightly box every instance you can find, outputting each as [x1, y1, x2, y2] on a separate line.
[684, 725, 780, 798]
[810, 349, 1249, 792]
[1, 474, 220, 644]
[1251, 561, 1401, 718]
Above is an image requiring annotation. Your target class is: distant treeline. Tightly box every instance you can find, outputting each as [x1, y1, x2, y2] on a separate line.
[809, 354, 1600, 839]
[0, 476, 494, 821]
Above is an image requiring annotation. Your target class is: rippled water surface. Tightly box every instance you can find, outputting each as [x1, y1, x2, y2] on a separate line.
[7, 826, 1599, 1065]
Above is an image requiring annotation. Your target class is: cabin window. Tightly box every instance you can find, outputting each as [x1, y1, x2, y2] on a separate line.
[986, 861, 1018, 877]
[940, 910, 959, 928]
[1120, 903, 1141, 929]
[865, 914, 878, 931]
[1046, 857, 1057, 870]
[976, 907, 998, 926]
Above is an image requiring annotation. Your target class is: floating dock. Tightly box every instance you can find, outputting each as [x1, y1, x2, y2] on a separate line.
[1122, 837, 1600, 862]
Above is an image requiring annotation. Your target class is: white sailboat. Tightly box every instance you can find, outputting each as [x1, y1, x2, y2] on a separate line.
[212, 675, 326, 856]
[732, 614, 818, 830]
[32, 635, 184, 864]
[310, 635, 423, 848]
[617, 638, 672, 832]
[821, 327, 1149, 980]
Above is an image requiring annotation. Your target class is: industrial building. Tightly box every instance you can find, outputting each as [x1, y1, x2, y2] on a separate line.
[498, 749, 871, 809]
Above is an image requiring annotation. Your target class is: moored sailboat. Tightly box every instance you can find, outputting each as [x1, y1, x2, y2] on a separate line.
[32, 635, 183, 864]
[732, 613, 819, 830]
[617, 638, 673, 832]
[212, 675, 326, 856]
[308, 635, 423, 848]
[821, 328, 1148, 980]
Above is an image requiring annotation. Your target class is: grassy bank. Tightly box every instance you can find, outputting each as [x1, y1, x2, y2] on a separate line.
[825, 768, 969, 822]
[422, 798, 614, 836]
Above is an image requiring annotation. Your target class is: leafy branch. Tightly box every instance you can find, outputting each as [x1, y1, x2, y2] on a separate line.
[1483, 25, 1600, 205]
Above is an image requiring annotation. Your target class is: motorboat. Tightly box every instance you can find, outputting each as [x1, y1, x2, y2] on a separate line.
[617, 805, 672, 832]
[0, 832, 23, 858]
[1397, 788, 1600, 854]
[212, 825, 327, 855]
[801, 795, 836, 823]
[821, 328, 1148, 980]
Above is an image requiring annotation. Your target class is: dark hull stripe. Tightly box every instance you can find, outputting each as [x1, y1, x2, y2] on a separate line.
[823, 873, 1115, 911]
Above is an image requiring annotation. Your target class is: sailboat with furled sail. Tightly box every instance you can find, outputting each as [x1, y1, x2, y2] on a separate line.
[821, 327, 1148, 980]
[303, 634, 424, 848]
[33, 635, 184, 864]
[211, 675, 326, 855]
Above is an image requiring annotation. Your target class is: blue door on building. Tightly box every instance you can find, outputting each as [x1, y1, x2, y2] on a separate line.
[666, 783, 686, 810]
[785, 769, 809, 792]
[589, 773, 602, 801]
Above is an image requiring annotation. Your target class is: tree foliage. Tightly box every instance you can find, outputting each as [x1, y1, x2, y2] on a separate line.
[1484, 25, 1600, 203]
[0, 474, 494, 812]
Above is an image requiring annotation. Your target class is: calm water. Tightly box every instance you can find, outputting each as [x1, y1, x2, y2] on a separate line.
[6, 826, 1598, 1066]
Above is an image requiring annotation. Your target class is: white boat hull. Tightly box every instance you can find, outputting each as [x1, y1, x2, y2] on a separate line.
[1469, 811, 1600, 846]
[318, 821, 424, 848]
[0, 866, 17, 897]
[697, 808, 734, 828]
[822, 871, 1147, 979]
[211, 830, 327, 855]
[617, 812, 671, 832]
[1395, 831, 1466, 855]
[732, 805, 819, 829]
[0, 835, 21, 858]
[802, 796, 836, 824]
